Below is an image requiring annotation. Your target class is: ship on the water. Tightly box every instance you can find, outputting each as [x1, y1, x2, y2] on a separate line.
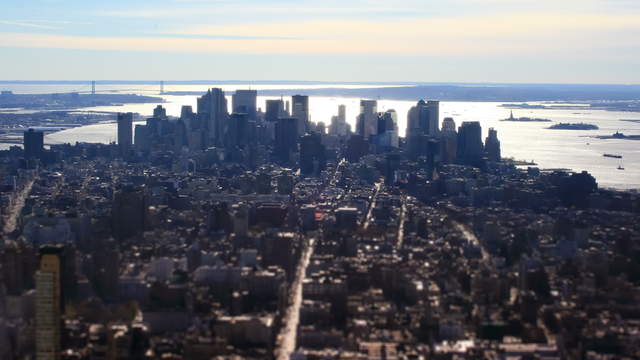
[603, 154, 623, 159]
[500, 111, 552, 122]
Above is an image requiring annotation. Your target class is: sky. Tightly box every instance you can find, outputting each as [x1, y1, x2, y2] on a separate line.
[0, 0, 639, 83]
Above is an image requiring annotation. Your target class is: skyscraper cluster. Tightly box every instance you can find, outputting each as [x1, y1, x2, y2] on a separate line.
[115, 92, 502, 178]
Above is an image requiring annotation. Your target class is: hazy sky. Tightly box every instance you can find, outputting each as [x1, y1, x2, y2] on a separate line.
[1, 0, 639, 83]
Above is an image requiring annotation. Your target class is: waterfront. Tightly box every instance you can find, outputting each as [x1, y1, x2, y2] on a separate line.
[1, 83, 639, 189]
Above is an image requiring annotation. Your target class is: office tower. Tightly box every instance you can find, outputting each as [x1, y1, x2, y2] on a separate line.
[226, 113, 249, 148]
[134, 125, 151, 152]
[232, 90, 257, 120]
[442, 117, 456, 132]
[329, 104, 350, 136]
[2, 242, 23, 296]
[356, 100, 378, 138]
[385, 153, 401, 185]
[197, 88, 228, 147]
[180, 105, 194, 120]
[407, 100, 439, 136]
[407, 133, 431, 161]
[24, 128, 44, 159]
[36, 245, 65, 360]
[485, 128, 501, 162]
[112, 186, 147, 241]
[292, 95, 310, 136]
[174, 119, 188, 151]
[275, 117, 299, 163]
[338, 104, 346, 123]
[300, 132, 326, 176]
[153, 105, 167, 119]
[265, 99, 286, 122]
[346, 135, 369, 163]
[376, 110, 399, 148]
[457, 121, 484, 166]
[426, 101, 440, 134]
[117, 113, 133, 157]
[440, 117, 458, 163]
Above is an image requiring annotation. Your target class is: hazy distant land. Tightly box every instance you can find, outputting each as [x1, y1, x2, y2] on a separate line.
[0, 91, 163, 110]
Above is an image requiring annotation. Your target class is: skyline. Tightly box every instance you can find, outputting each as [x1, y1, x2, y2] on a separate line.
[1, 0, 640, 83]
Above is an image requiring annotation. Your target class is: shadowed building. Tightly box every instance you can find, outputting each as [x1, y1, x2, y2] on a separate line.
[292, 95, 310, 136]
[232, 90, 257, 120]
[197, 88, 228, 147]
[457, 121, 484, 166]
[300, 132, 326, 176]
[275, 117, 299, 163]
[485, 127, 501, 162]
[24, 128, 44, 159]
[117, 113, 133, 158]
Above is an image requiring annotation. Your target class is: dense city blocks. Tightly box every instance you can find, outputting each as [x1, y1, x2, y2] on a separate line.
[0, 91, 638, 360]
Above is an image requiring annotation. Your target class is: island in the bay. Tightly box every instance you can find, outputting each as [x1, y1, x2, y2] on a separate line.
[500, 111, 552, 122]
[548, 122, 599, 130]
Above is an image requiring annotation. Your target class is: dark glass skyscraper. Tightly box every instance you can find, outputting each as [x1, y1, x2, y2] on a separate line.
[23, 128, 44, 159]
[457, 121, 484, 165]
[275, 117, 299, 163]
[300, 132, 326, 176]
[117, 113, 133, 157]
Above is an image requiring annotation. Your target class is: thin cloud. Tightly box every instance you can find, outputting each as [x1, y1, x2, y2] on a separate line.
[1, 13, 639, 57]
[0, 20, 60, 30]
[96, 5, 425, 18]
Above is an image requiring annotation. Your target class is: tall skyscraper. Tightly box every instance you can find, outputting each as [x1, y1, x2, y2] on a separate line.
[197, 88, 228, 147]
[36, 245, 63, 360]
[356, 100, 378, 138]
[407, 100, 439, 136]
[329, 104, 350, 136]
[338, 104, 346, 123]
[232, 90, 258, 120]
[265, 99, 287, 123]
[378, 110, 399, 148]
[24, 128, 44, 159]
[226, 113, 249, 148]
[275, 117, 299, 163]
[346, 135, 369, 163]
[117, 113, 133, 157]
[440, 117, 458, 163]
[457, 121, 484, 165]
[485, 128, 501, 162]
[300, 132, 326, 176]
[153, 105, 167, 119]
[134, 124, 151, 152]
[292, 95, 310, 136]
[442, 117, 456, 132]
